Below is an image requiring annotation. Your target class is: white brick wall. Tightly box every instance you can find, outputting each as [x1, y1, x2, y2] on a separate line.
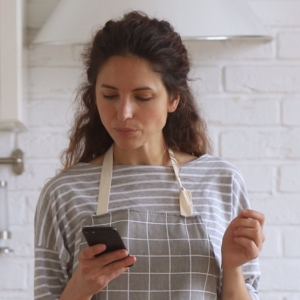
[225, 65, 300, 92]
[282, 98, 300, 125]
[279, 165, 300, 192]
[248, 1, 300, 27]
[204, 97, 280, 125]
[1, 1, 300, 299]
[221, 130, 300, 159]
[278, 31, 300, 59]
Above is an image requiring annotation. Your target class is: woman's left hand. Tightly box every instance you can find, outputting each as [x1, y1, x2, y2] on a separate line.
[221, 209, 265, 269]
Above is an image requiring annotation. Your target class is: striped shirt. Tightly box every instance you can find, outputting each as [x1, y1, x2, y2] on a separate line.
[34, 154, 260, 300]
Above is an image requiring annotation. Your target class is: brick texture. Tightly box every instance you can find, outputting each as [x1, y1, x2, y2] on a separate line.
[282, 98, 300, 125]
[28, 99, 73, 128]
[234, 164, 275, 192]
[29, 67, 82, 98]
[221, 130, 300, 159]
[280, 165, 300, 192]
[278, 32, 300, 59]
[225, 66, 300, 92]
[204, 97, 280, 125]
[0, 260, 27, 290]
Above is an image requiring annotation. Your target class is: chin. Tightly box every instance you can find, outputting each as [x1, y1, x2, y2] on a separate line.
[113, 139, 143, 151]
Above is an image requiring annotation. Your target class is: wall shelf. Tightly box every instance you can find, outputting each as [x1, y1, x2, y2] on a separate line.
[0, 0, 27, 131]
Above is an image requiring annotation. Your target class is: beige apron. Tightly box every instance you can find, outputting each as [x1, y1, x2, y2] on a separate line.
[76, 146, 219, 300]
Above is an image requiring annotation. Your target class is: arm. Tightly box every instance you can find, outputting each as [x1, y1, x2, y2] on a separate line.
[221, 267, 252, 300]
[34, 185, 70, 299]
[34, 179, 136, 299]
[221, 209, 265, 300]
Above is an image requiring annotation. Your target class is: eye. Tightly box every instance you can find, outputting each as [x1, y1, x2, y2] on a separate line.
[103, 94, 118, 99]
[136, 96, 152, 101]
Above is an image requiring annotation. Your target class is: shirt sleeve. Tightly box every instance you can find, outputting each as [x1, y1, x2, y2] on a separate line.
[34, 181, 70, 300]
[232, 172, 261, 300]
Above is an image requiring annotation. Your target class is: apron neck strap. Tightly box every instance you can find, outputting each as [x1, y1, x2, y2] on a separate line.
[168, 148, 193, 217]
[97, 145, 113, 215]
[97, 145, 193, 216]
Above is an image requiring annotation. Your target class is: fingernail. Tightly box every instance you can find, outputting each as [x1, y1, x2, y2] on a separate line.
[120, 249, 128, 256]
[97, 244, 105, 251]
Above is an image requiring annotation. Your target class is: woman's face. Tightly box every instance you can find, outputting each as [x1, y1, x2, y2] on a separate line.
[95, 55, 179, 151]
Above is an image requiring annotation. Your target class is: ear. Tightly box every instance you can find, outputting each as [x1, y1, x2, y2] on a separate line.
[168, 94, 180, 113]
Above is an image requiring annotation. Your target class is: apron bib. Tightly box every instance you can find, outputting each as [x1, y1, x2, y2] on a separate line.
[75, 146, 219, 300]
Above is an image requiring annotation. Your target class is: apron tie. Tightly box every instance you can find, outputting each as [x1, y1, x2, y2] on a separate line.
[168, 148, 193, 216]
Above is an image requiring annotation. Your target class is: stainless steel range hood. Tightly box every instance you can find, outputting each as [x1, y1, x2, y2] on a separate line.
[33, 0, 273, 44]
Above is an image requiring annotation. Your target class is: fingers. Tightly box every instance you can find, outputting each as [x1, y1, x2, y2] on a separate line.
[232, 210, 266, 251]
[221, 209, 266, 268]
[240, 209, 265, 228]
[102, 254, 136, 275]
[74, 245, 137, 296]
[80, 244, 107, 260]
[234, 210, 265, 240]
[232, 217, 260, 229]
[96, 249, 130, 266]
[80, 245, 136, 271]
[234, 227, 264, 250]
[91, 251, 136, 286]
[233, 237, 260, 259]
[93, 255, 136, 289]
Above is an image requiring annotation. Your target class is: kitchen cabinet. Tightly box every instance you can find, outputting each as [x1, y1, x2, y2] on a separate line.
[0, 0, 27, 130]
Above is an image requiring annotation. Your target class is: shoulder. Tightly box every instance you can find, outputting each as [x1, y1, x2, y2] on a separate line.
[173, 151, 197, 166]
[186, 155, 250, 213]
[196, 155, 249, 201]
[37, 163, 101, 204]
[183, 154, 246, 185]
[186, 154, 242, 173]
[35, 163, 101, 239]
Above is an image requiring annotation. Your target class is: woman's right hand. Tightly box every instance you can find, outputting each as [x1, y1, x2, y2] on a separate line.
[60, 244, 136, 300]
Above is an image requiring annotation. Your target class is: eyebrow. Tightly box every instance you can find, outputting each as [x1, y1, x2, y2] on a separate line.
[101, 84, 153, 91]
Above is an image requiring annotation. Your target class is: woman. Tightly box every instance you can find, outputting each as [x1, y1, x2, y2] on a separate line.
[34, 11, 265, 300]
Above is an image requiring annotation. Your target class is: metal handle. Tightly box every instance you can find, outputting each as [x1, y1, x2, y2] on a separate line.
[0, 149, 24, 175]
[0, 231, 12, 239]
[0, 247, 13, 254]
[0, 231, 13, 254]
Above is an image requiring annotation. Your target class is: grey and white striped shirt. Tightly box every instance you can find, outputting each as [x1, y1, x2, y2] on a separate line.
[34, 154, 260, 300]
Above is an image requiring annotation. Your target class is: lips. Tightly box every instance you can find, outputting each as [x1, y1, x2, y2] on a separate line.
[114, 127, 137, 136]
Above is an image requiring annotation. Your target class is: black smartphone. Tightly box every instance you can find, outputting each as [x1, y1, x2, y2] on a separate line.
[82, 226, 128, 257]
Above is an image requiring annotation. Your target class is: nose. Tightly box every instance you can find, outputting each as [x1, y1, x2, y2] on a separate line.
[117, 97, 134, 121]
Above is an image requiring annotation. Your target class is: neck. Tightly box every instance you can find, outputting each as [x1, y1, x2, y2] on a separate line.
[112, 143, 172, 166]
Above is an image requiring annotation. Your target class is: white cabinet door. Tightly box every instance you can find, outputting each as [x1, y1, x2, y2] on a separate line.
[0, 0, 26, 130]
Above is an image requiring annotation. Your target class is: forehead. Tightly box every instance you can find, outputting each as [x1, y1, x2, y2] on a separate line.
[96, 55, 164, 88]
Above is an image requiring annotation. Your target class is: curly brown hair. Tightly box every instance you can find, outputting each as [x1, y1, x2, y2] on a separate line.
[61, 11, 211, 169]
